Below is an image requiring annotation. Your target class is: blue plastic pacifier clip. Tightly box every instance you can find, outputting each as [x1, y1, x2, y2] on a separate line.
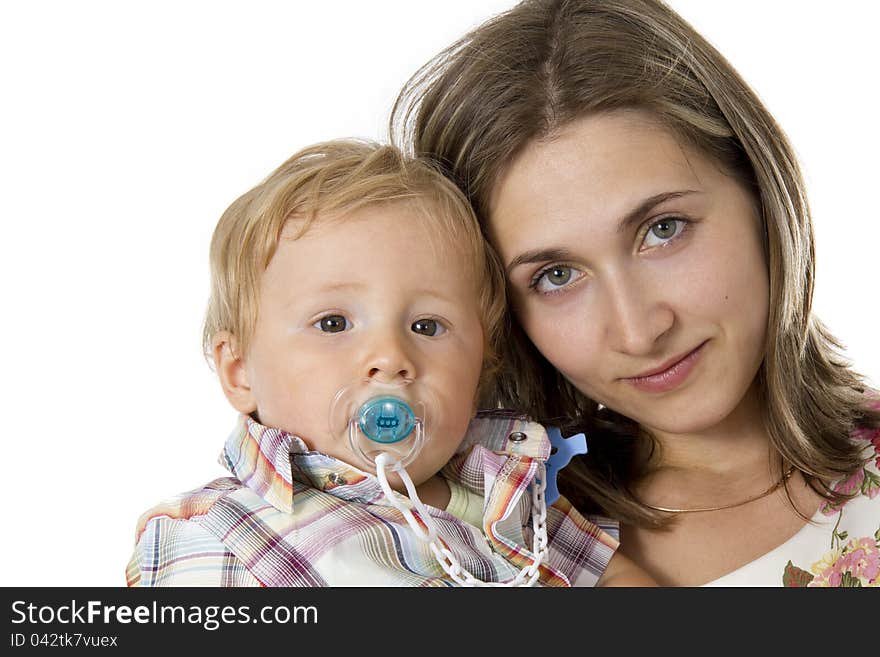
[542, 427, 588, 506]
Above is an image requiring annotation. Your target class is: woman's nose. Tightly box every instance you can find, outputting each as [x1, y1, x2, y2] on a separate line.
[603, 272, 674, 356]
[363, 332, 417, 383]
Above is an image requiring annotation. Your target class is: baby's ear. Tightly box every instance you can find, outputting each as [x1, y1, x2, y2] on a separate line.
[213, 332, 257, 415]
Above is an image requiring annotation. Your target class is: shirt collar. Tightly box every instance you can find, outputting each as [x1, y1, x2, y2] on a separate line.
[461, 410, 551, 460]
[220, 411, 551, 514]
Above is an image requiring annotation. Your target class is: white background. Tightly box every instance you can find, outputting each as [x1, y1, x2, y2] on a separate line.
[1, 1, 876, 586]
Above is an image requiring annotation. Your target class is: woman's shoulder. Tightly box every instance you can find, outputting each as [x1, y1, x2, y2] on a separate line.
[792, 418, 880, 587]
[705, 425, 880, 587]
[781, 484, 880, 587]
[703, 495, 880, 587]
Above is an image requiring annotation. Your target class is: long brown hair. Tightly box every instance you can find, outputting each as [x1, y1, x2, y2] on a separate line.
[392, 0, 880, 526]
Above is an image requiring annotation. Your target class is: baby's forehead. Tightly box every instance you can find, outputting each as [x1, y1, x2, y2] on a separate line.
[280, 199, 481, 265]
[266, 203, 485, 310]
[268, 202, 483, 289]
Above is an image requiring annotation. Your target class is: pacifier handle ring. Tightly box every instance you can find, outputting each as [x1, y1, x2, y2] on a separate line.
[351, 418, 425, 471]
[373, 452, 549, 587]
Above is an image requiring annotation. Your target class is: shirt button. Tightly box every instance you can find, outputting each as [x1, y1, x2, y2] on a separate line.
[508, 431, 527, 443]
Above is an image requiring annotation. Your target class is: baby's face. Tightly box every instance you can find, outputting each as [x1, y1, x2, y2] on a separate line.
[239, 202, 485, 487]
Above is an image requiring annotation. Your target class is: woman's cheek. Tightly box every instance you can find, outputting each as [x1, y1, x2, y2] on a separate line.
[527, 309, 602, 382]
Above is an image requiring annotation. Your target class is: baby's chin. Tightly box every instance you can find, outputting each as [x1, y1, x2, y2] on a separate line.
[379, 466, 430, 490]
[380, 465, 443, 492]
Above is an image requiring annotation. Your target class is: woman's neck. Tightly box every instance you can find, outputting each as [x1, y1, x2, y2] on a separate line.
[647, 383, 770, 471]
[635, 383, 784, 505]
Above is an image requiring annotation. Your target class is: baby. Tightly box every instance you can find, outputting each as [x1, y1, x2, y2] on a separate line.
[125, 140, 651, 586]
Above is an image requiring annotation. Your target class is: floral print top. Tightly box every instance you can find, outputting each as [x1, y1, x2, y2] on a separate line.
[704, 416, 880, 587]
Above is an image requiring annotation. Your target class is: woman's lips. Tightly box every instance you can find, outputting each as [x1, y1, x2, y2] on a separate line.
[623, 341, 707, 393]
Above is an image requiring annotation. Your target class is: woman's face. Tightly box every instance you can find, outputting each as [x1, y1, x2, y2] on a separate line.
[489, 110, 769, 436]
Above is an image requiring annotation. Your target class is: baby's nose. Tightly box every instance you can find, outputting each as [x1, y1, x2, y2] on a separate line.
[364, 335, 416, 383]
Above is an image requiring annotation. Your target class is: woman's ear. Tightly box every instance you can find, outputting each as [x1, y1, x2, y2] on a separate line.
[212, 332, 257, 415]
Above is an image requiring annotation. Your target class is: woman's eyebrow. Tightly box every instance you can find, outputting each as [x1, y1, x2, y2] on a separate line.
[616, 190, 700, 234]
[506, 248, 575, 274]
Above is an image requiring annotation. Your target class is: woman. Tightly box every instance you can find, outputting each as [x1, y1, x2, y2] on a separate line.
[392, 0, 880, 586]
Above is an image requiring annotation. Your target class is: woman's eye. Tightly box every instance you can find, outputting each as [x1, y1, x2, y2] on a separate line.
[411, 318, 446, 336]
[532, 265, 584, 294]
[641, 218, 686, 249]
[314, 314, 348, 333]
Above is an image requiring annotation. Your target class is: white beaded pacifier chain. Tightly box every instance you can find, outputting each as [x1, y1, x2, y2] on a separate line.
[374, 452, 549, 587]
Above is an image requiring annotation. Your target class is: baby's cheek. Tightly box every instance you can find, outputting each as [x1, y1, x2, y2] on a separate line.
[266, 381, 332, 447]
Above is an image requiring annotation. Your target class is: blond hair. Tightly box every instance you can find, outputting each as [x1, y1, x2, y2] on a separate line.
[392, 0, 879, 526]
[203, 139, 507, 389]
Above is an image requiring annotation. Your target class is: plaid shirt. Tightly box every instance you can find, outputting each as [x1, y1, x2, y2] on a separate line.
[126, 411, 619, 587]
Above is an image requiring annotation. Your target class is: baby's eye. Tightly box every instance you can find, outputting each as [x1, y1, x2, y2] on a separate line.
[532, 265, 585, 294]
[314, 314, 348, 333]
[411, 318, 446, 336]
[641, 218, 686, 249]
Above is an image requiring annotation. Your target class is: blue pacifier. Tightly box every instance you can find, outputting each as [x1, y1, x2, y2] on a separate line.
[357, 397, 416, 444]
[330, 382, 432, 470]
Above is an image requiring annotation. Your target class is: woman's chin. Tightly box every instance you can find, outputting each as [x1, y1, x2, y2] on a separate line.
[610, 395, 740, 437]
